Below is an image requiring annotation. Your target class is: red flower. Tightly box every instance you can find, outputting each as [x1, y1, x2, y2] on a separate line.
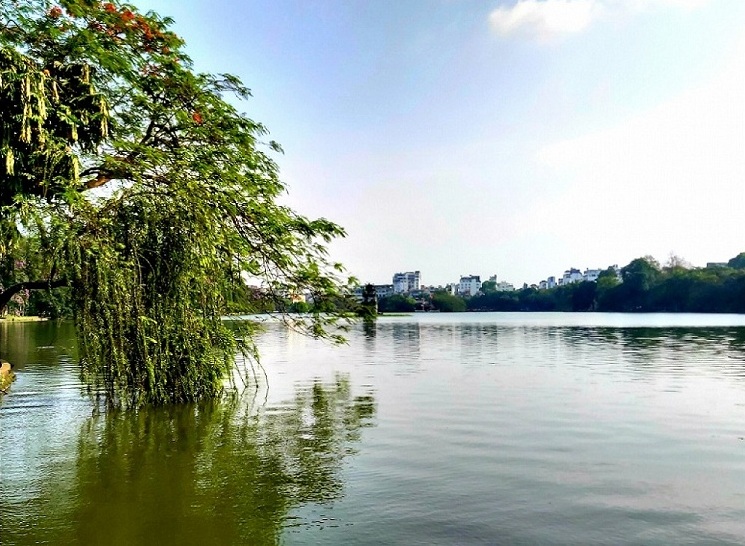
[192, 112, 203, 125]
[122, 9, 135, 21]
[103, 3, 116, 13]
[49, 6, 63, 18]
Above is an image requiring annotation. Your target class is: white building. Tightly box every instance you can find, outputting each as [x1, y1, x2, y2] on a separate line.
[352, 284, 394, 300]
[392, 271, 421, 294]
[374, 284, 394, 298]
[562, 268, 583, 285]
[422, 285, 453, 295]
[458, 275, 481, 296]
[583, 269, 602, 282]
[482, 274, 514, 292]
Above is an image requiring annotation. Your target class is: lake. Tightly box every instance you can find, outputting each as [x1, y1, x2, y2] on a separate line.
[2, 313, 745, 544]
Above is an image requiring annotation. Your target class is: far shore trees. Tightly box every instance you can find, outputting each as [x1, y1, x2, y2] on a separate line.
[1, 1, 349, 406]
[426, 253, 745, 314]
[728, 253, 745, 270]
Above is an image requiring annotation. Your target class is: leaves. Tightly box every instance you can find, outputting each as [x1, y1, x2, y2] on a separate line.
[0, 0, 350, 406]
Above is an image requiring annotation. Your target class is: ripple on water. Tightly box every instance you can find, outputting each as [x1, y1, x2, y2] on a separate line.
[4, 315, 745, 545]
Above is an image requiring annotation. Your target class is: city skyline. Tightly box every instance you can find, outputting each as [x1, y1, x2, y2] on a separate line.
[135, 0, 745, 286]
[375, 263, 609, 289]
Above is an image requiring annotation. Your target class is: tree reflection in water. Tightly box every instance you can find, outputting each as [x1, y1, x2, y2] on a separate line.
[64, 375, 375, 546]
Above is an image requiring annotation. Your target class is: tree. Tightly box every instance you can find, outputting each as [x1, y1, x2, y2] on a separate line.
[728, 252, 745, 270]
[571, 281, 596, 311]
[378, 294, 416, 313]
[0, 1, 349, 406]
[481, 280, 496, 294]
[621, 257, 661, 308]
[358, 283, 378, 319]
[594, 267, 621, 311]
[431, 291, 466, 312]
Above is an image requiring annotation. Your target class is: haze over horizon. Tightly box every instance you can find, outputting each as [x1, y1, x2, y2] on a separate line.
[136, 0, 745, 287]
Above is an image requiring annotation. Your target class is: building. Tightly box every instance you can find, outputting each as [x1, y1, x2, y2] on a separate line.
[538, 276, 557, 290]
[392, 271, 421, 294]
[583, 269, 602, 283]
[496, 281, 514, 291]
[374, 284, 395, 298]
[352, 284, 395, 300]
[562, 268, 583, 285]
[544, 267, 618, 288]
[458, 275, 481, 296]
[422, 285, 454, 295]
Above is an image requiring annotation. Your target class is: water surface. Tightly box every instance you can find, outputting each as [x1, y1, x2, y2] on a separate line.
[2, 313, 745, 544]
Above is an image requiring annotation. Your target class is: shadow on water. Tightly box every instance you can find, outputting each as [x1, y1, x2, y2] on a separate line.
[2, 374, 376, 546]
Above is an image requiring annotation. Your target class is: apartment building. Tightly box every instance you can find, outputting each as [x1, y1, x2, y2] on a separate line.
[458, 275, 481, 296]
[392, 271, 421, 294]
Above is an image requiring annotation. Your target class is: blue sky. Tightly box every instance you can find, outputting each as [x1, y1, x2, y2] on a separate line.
[136, 0, 745, 286]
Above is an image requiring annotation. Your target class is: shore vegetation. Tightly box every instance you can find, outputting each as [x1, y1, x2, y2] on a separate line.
[0, 0, 349, 406]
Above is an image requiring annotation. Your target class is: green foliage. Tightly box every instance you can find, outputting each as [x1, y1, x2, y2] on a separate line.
[26, 286, 73, 317]
[356, 283, 378, 319]
[462, 256, 745, 314]
[595, 267, 620, 310]
[728, 252, 745, 270]
[431, 291, 466, 312]
[289, 300, 309, 313]
[480, 280, 496, 294]
[467, 291, 519, 311]
[0, 1, 350, 406]
[622, 257, 661, 294]
[378, 294, 416, 313]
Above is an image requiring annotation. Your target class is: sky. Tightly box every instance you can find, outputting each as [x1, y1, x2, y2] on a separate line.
[135, 0, 745, 287]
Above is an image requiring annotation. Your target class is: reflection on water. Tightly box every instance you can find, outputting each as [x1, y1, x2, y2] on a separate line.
[0, 319, 78, 370]
[1, 363, 375, 545]
[3, 314, 745, 544]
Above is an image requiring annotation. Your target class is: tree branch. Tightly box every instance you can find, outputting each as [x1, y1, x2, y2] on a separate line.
[0, 279, 69, 313]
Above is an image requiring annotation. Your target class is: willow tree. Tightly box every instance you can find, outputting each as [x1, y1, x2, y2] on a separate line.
[0, 0, 350, 406]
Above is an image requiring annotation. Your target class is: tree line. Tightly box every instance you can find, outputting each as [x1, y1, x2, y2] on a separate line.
[378, 253, 745, 314]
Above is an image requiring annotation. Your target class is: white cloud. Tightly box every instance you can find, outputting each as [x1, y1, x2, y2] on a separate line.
[489, 0, 598, 41]
[488, 0, 711, 41]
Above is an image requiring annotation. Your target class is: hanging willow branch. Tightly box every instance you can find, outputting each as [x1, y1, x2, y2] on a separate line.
[0, 0, 352, 407]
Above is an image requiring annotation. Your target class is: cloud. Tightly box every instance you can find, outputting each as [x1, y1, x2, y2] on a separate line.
[489, 0, 597, 41]
[488, 0, 711, 41]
